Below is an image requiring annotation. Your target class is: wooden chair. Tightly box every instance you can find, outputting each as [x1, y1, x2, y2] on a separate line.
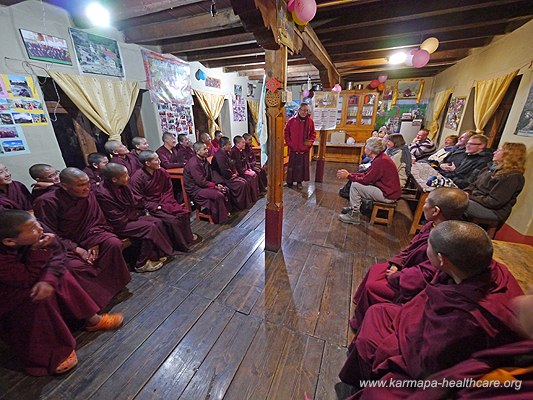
[468, 217, 500, 239]
[182, 187, 215, 224]
[369, 201, 397, 227]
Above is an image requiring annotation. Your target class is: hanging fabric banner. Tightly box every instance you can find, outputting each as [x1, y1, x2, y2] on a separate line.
[141, 49, 193, 105]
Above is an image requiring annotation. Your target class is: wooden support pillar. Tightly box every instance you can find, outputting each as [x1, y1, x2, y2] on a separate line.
[265, 47, 287, 252]
[315, 129, 327, 182]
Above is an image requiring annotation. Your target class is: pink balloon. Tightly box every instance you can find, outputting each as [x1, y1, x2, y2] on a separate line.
[410, 48, 418, 55]
[303, 89, 310, 97]
[412, 49, 430, 68]
[288, 0, 296, 12]
[369, 79, 379, 89]
[378, 75, 387, 83]
[294, 0, 317, 23]
[332, 84, 342, 92]
[404, 54, 414, 66]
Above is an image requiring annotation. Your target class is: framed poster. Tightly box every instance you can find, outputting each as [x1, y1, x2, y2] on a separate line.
[445, 96, 466, 130]
[19, 29, 72, 65]
[0, 75, 47, 126]
[0, 125, 30, 156]
[70, 28, 124, 77]
[205, 76, 221, 89]
[393, 79, 424, 104]
[516, 83, 533, 137]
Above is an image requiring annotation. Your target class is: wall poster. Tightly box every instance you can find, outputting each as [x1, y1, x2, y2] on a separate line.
[445, 96, 466, 131]
[19, 29, 72, 65]
[0, 74, 47, 127]
[0, 125, 30, 156]
[157, 103, 195, 136]
[232, 97, 246, 122]
[516, 83, 533, 137]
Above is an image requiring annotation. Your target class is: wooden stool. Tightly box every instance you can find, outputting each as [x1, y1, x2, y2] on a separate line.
[469, 217, 499, 239]
[369, 201, 397, 227]
[183, 187, 215, 224]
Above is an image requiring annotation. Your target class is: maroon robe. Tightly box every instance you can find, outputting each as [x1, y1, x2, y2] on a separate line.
[0, 181, 33, 211]
[284, 114, 316, 183]
[176, 144, 195, 168]
[129, 167, 193, 252]
[109, 153, 143, 175]
[244, 143, 267, 192]
[82, 166, 103, 189]
[31, 183, 59, 201]
[184, 155, 229, 224]
[156, 145, 181, 169]
[95, 180, 174, 267]
[212, 148, 254, 210]
[211, 138, 220, 153]
[231, 146, 260, 199]
[33, 189, 131, 308]
[0, 240, 100, 376]
[351, 222, 435, 329]
[339, 261, 524, 387]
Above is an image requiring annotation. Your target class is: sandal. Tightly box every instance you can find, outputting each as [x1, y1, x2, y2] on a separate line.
[55, 350, 78, 374]
[85, 313, 124, 332]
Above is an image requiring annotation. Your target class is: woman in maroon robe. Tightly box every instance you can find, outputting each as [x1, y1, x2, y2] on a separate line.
[212, 137, 254, 210]
[231, 135, 260, 199]
[243, 133, 267, 192]
[82, 152, 108, 189]
[184, 142, 230, 224]
[156, 132, 182, 169]
[176, 133, 196, 167]
[0, 163, 33, 211]
[130, 151, 195, 252]
[28, 163, 61, 200]
[104, 140, 143, 175]
[33, 168, 131, 308]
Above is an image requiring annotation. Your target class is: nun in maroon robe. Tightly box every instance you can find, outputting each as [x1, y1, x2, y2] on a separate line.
[156, 145, 181, 169]
[95, 164, 174, 268]
[109, 153, 143, 175]
[0, 164, 33, 211]
[212, 139, 254, 210]
[243, 134, 267, 192]
[129, 151, 194, 252]
[231, 136, 260, 199]
[339, 222, 524, 389]
[33, 168, 131, 308]
[83, 166, 103, 188]
[184, 143, 230, 224]
[176, 143, 195, 167]
[0, 213, 101, 376]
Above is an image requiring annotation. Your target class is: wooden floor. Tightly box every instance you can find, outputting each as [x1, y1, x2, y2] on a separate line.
[0, 162, 414, 400]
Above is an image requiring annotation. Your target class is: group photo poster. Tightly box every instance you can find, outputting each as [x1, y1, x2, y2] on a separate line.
[0, 75, 47, 126]
[157, 103, 195, 137]
[19, 29, 72, 65]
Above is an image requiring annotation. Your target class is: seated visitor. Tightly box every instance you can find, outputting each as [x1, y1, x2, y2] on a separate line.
[408, 129, 436, 160]
[131, 136, 150, 158]
[243, 133, 267, 191]
[384, 134, 411, 187]
[0, 210, 123, 376]
[231, 135, 260, 199]
[350, 187, 469, 331]
[33, 167, 131, 308]
[440, 134, 492, 188]
[465, 142, 526, 225]
[212, 136, 254, 210]
[156, 132, 181, 169]
[339, 221, 523, 389]
[130, 150, 197, 252]
[426, 134, 458, 166]
[184, 142, 230, 224]
[0, 163, 33, 211]
[96, 163, 174, 273]
[28, 163, 60, 199]
[176, 133, 195, 168]
[211, 130, 223, 153]
[437, 130, 475, 173]
[336, 137, 401, 224]
[104, 140, 143, 175]
[82, 152, 108, 188]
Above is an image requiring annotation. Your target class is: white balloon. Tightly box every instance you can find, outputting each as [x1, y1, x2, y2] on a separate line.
[405, 54, 414, 66]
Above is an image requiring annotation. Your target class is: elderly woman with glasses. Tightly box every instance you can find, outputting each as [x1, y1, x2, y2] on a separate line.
[464, 142, 526, 224]
[336, 137, 402, 224]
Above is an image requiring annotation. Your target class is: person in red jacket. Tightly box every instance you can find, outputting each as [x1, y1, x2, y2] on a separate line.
[336, 137, 401, 224]
[283, 103, 316, 189]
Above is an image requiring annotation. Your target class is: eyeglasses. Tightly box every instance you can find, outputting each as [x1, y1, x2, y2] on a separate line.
[466, 142, 482, 146]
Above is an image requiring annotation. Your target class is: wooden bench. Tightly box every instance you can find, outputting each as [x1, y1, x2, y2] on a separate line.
[369, 202, 397, 227]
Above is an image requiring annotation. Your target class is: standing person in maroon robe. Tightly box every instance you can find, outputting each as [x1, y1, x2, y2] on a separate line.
[284, 103, 316, 189]
[339, 221, 523, 389]
[200, 132, 216, 157]
[28, 163, 60, 199]
[243, 133, 267, 192]
[0, 210, 123, 376]
[350, 187, 469, 331]
[130, 151, 198, 252]
[104, 140, 143, 175]
[131, 136, 150, 158]
[96, 164, 174, 272]
[184, 142, 230, 224]
[33, 168, 131, 308]
[211, 130, 223, 153]
[82, 152, 108, 189]
[156, 132, 182, 169]
[176, 133, 195, 167]
[212, 136, 254, 210]
[0, 163, 33, 211]
[231, 135, 261, 199]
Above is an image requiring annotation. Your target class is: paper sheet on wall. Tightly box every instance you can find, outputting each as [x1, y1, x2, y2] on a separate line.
[0, 74, 48, 126]
[0, 125, 30, 156]
[312, 91, 339, 130]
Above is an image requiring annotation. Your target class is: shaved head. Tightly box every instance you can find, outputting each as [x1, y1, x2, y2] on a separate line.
[104, 140, 121, 154]
[426, 188, 469, 220]
[138, 150, 157, 165]
[200, 133, 211, 143]
[59, 167, 88, 184]
[0, 210, 33, 240]
[102, 163, 127, 180]
[29, 163, 54, 179]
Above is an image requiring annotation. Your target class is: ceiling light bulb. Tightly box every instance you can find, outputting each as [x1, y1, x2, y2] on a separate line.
[388, 52, 406, 65]
[86, 2, 110, 27]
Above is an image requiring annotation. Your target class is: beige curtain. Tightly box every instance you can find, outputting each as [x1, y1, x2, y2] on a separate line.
[474, 70, 518, 133]
[193, 89, 225, 136]
[246, 99, 260, 145]
[428, 88, 453, 139]
[49, 71, 139, 141]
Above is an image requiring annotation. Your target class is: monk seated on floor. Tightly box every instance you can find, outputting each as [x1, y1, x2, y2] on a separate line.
[28, 163, 60, 199]
[350, 187, 469, 331]
[0, 163, 33, 211]
[231, 135, 260, 200]
[0, 210, 123, 376]
[184, 142, 230, 224]
[83, 152, 109, 188]
[212, 136, 254, 211]
[96, 163, 174, 273]
[104, 140, 143, 176]
[130, 150, 199, 252]
[243, 133, 267, 192]
[339, 221, 524, 391]
[33, 167, 131, 309]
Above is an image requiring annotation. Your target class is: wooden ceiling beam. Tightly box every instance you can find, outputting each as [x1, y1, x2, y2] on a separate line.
[224, 58, 309, 72]
[342, 67, 448, 82]
[111, 0, 205, 22]
[204, 55, 268, 68]
[182, 44, 264, 61]
[123, 8, 242, 43]
[161, 32, 256, 53]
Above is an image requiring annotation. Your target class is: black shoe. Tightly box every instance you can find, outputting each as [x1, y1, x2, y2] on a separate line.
[286, 183, 293, 188]
[341, 206, 352, 214]
[296, 182, 303, 189]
